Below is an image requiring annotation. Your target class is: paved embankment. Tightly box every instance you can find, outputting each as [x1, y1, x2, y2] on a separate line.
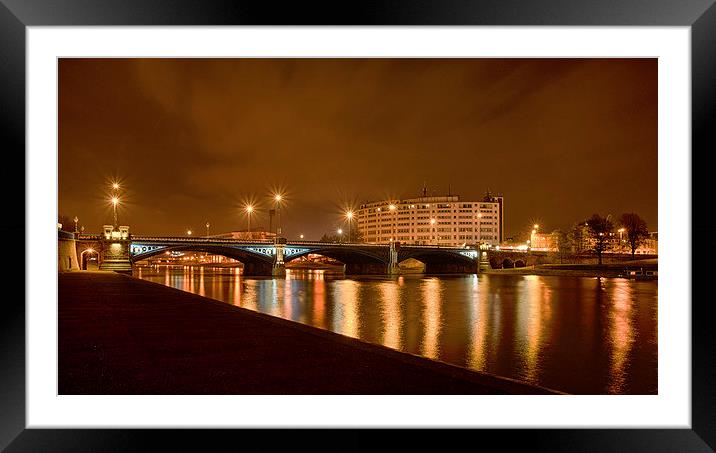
[59, 271, 559, 395]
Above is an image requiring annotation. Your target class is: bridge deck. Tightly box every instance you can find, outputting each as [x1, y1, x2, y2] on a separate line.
[58, 271, 557, 395]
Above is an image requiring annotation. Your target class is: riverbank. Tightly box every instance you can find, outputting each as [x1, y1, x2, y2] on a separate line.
[59, 271, 559, 394]
[485, 261, 658, 278]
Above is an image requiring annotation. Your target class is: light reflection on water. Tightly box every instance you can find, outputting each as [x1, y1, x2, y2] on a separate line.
[135, 265, 657, 394]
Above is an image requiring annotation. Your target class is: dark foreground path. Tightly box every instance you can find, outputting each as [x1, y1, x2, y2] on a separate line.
[59, 272, 559, 394]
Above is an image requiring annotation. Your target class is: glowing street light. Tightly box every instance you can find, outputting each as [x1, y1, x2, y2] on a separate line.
[388, 203, 397, 243]
[300, 234, 304, 239]
[112, 182, 120, 190]
[337, 228, 343, 243]
[345, 210, 354, 243]
[272, 192, 285, 236]
[530, 224, 540, 250]
[187, 229, 192, 236]
[245, 204, 254, 238]
[206, 221, 210, 237]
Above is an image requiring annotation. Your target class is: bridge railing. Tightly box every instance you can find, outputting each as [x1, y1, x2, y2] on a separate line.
[131, 236, 275, 244]
[85, 234, 478, 251]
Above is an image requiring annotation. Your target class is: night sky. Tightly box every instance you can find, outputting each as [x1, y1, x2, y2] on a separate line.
[58, 58, 657, 240]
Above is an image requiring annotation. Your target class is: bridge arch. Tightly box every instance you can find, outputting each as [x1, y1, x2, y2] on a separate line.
[399, 248, 478, 274]
[130, 243, 276, 275]
[283, 245, 389, 275]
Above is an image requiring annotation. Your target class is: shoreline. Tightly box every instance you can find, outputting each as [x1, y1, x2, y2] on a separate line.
[59, 271, 561, 395]
[138, 263, 656, 279]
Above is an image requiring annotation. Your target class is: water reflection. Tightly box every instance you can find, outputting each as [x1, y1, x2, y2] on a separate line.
[420, 278, 442, 360]
[135, 265, 657, 394]
[379, 281, 402, 350]
[608, 279, 635, 394]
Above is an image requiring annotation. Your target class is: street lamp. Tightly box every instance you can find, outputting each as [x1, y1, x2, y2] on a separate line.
[73, 216, 79, 232]
[388, 203, 396, 243]
[345, 210, 354, 243]
[206, 221, 210, 237]
[245, 204, 254, 239]
[273, 193, 283, 236]
[111, 196, 119, 227]
[337, 228, 343, 243]
[531, 224, 539, 250]
[300, 234, 304, 239]
[187, 229, 192, 236]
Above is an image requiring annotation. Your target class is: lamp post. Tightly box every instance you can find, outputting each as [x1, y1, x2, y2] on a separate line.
[73, 216, 79, 233]
[273, 194, 283, 236]
[110, 181, 121, 228]
[111, 196, 119, 227]
[206, 222, 210, 237]
[345, 210, 354, 243]
[245, 204, 254, 239]
[389, 203, 396, 243]
[337, 228, 343, 243]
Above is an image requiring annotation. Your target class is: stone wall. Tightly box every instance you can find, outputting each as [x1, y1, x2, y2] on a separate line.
[487, 250, 658, 268]
[58, 231, 80, 271]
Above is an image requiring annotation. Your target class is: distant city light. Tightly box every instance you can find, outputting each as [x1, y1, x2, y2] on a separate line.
[346, 211, 354, 219]
[187, 230, 192, 235]
[112, 182, 120, 190]
[111, 196, 119, 205]
[534, 224, 539, 229]
[430, 218, 436, 225]
[388, 204, 396, 211]
[337, 228, 343, 235]
[300, 234, 304, 239]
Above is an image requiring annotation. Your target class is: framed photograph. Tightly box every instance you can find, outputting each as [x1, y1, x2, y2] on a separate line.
[3, 0, 712, 450]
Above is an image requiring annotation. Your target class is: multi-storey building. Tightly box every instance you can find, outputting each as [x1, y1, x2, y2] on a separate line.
[356, 191, 504, 246]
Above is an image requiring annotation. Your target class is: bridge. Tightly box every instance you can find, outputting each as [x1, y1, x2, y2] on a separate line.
[74, 231, 489, 276]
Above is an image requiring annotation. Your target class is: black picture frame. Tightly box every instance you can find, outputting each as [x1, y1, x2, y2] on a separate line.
[2, 0, 712, 450]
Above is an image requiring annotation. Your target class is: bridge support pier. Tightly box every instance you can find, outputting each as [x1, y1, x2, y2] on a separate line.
[478, 247, 490, 273]
[272, 241, 287, 277]
[99, 225, 132, 273]
[387, 241, 400, 275]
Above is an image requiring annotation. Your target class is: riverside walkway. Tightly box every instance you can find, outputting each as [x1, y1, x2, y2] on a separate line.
[59, 272, 559, 394]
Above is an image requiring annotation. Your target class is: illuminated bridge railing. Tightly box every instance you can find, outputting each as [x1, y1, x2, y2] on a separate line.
[131, 236, 275, 245]
[77, 234, 479, 252]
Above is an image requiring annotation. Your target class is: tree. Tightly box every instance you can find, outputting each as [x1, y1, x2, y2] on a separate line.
[585, 214, 614, 265]
[619, 213, 649, 258]
[568, 222, 589, 254]
[550, 229, 569, 264]
[320, 233, 341, 243]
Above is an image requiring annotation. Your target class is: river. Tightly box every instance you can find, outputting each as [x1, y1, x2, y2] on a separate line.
[134, 265, 657, 394]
